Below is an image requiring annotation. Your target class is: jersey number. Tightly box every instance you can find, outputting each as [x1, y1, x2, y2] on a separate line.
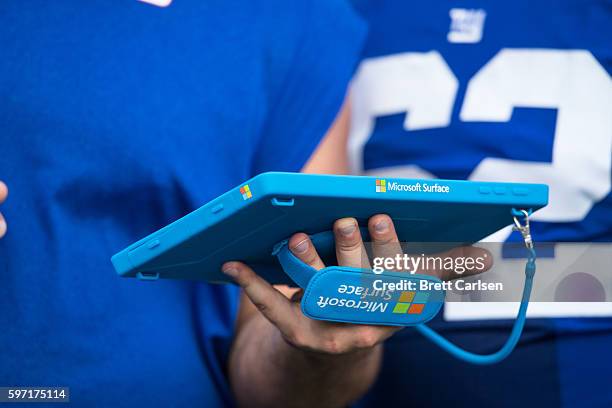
[350, 49, 612, 224]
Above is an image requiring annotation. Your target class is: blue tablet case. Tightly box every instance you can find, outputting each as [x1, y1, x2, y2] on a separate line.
[111, 172, 548, 284]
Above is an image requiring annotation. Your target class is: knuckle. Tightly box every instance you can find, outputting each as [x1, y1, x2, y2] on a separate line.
[235, 272, 250, 287]
[303, 249, 320, 266]
[317, 333, 353, 355]
[320, 337, 343, 354]
[373, 236, 395, 247]
[282, 328, 304, 348]
[235, 268, 255, 287]
[252, 301, 268, 314]
[337, 239, 362, 252]
[355, 330, 379, 349]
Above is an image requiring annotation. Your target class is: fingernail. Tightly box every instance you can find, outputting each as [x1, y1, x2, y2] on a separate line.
[375, 219, 389, 233]
[222, 264, 239, 278]
[339, 223, 356, 237]
[292, 239, 309, 254]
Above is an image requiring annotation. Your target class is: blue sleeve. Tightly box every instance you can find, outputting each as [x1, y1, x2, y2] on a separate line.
[251, 0, 367, 174]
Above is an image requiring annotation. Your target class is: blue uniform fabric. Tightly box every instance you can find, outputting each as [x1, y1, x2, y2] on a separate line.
[348, 1, 611, 406]
[0, 1, 365, 406]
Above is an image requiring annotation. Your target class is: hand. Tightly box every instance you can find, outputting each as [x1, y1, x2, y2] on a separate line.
[0, 181, 7, 238]
[223, 214, 491, 355]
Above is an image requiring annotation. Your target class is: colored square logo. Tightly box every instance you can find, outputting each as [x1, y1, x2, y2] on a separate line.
[408, 304, 425, 314]
[398, 291, 415, 303]
[392, 291, 427, 316]
[413, 292, 429, 304]
[392, 303, 410, 314]
[240, 185, 252, 200]
[376, 179, 386, 193]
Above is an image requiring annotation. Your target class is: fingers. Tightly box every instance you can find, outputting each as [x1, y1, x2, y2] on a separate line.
[0, 213, 5, 238]
[368, 214, 403, 271]
[333, 218, 370, 269]
[289, 216, 401, 272]
[288, 233, 326, 270]
[0, 181, 7, 238]
[364, 214, 492, 280]
[222, 261, 297, 335]
[0, 181, 7, 204]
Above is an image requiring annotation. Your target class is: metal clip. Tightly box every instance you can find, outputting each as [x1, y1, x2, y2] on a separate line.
[512, 209, 533, 250]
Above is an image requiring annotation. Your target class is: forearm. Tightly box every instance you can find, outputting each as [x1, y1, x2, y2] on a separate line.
[229, 314, 382, 408]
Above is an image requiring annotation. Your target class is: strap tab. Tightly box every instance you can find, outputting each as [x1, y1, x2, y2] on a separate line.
[273, 232, 445, 326]
[302, 267, 444, 326]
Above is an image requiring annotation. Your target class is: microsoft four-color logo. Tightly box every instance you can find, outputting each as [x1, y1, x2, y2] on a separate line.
[240, 184, 252, 200]
[375, 179, 386, 193]
[392, 291, 429, 314]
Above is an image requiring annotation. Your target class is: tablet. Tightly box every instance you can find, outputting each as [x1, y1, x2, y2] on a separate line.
[111, 172, 548, 284]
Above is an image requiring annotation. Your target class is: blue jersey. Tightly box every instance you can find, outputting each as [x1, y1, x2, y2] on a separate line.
[349, 1, 611, 407]
[0, 1, 365, 406]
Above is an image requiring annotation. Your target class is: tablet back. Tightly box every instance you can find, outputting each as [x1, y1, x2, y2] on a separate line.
[111, 172, 548, 284]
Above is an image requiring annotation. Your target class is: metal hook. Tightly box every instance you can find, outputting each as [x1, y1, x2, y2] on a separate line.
[512, 209, 533, 250]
